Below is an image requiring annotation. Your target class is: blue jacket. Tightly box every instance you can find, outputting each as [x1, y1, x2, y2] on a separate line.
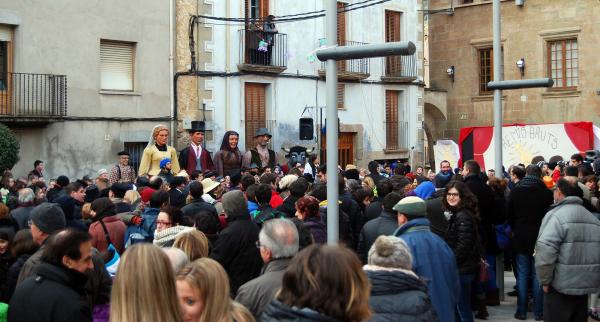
[141, 207, 160, 239]
[394, 218, 460, 322]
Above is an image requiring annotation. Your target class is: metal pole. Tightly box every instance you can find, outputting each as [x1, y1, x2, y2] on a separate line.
[492, 0, 504, 299]
[325, 0, 339, 245]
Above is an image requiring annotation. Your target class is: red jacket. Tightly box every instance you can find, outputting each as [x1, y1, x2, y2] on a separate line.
[269, 190, 284, 209]
[89, 215, 127, 254]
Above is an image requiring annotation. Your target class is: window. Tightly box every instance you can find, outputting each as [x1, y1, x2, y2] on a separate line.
[100, 40, 135, 91]
[124, 142, 146, 175]
[244, 82, 267, 150]
[478, 48, 493, 94]
[246, 0, 269, 19]
[337, 84, 345, 109]
[385, 90, 408, 150]
[0, 25, 12, 115]
[547, 39, 578, 89]
[385, 10, 402, 76]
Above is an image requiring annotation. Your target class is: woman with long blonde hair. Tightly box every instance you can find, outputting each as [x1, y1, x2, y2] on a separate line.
[173, 230, 210, 260]
[176, 258, 254, 322]
[110, 243, 183, 322]
[138, 124, 180, 177]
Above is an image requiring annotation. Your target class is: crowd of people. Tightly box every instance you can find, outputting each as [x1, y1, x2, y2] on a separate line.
[0, 122, 598, 322]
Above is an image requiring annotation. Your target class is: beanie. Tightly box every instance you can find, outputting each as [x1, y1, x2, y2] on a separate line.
[368, 235, 413, 269]
[91, 197, 116, 219]
[221, 190, 247, 219]
[30, 203, 66, 234]
[140, 188, 156, 203]
[392, 196, 427, 219]
[160, 158, 171, 169]
[382, 192, 403, 213]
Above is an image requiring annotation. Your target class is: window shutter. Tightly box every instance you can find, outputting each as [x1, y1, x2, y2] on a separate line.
[100, 40, 134, 91]
[385, 90, 399, 149]
[337, 2, 346, 44]
[385, 11, 401, 75]
[260, 0, 269, 18]
[245, 83, 267, 150]
[0, 25, 11, 42]
[337, 84, 345, 109]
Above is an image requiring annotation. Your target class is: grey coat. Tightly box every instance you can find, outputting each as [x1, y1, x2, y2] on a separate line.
[235, 258, 290, 319]
[535, 196, 600, 295]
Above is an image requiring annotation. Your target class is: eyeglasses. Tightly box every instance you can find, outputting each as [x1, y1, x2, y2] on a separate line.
[156, 220, 172, 226]
[446, 192, 460, 197]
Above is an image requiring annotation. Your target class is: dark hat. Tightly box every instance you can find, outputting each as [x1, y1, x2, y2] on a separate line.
[56, 175, 70, 188]
[254, 127, 272, 138]
[30, 203, 66, 234]
[85, 185, 100, 203]
[110, 183, 131, 198]
[203, 170, 217, 178]
[91, 197, 116, 218]
[188, 121, 206, 133]
[221, 190, 248, 219]
[117, 150, 130, 156]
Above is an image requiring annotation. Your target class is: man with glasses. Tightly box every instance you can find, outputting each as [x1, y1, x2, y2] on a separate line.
[108, 151, 136, 185]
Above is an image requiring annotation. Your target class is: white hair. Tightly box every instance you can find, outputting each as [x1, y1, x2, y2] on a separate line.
[18, 188, 35, 205]
[259, 219, 299, 259]
[162, 247, 189, 273]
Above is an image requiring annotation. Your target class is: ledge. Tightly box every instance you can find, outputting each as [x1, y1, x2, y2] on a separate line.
[99, 90, 141, 96]
[380, 76, 418, 84]
[383, 148, 409, 154]
[318, 69, 370, 81]
[471, 94, 507, 102]
[237, 64, 286, 74]
[541, 90, 581, 99]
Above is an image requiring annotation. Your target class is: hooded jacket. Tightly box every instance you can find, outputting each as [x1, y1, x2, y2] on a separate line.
[261, 299, 338, 322]
[535, 196, 600, 295]
[394, 218, 460, 322]
[210, 207, 262, 295]
[364, 266, 438, 322]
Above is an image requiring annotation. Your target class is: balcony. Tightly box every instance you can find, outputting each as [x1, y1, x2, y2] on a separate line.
[381, 54, 418, 83]
[238, 29, 287, 74]
[318, 41, 370, 81]
[0, 72, 67, 123]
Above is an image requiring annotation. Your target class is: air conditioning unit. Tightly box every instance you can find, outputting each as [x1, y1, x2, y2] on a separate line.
[515, 0, 524, 6]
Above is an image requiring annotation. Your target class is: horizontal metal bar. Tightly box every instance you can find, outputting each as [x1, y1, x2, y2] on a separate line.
[487, 78, 554, 90]
[316, 41, 416, 61]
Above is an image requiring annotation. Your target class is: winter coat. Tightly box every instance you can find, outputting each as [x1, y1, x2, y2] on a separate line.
[463, 174, 500, 254]
[210, 208, 262, 295]
[357, 210, 398, 263]
[269, 191, 284, 209]
[303, 216, 327, 244]
[8, 263, 92, 322]
[277, 195, 300, 218]
[414, 182, 436, 200]
[444, 209, 481, 274]
[364, 266, 438, 322]
[0, 252, 13, 302]
[4, 254, 30, 302]
[141, 207, 160, 240]
[290, 217, 314, 249]
[168, 188, 187, 209]
[318, 201, 353, 246]
[88, 215, 127, 254]
[251, 205, 286, 227]
[9, 206, 34, 230]
[535, 196, 600, 295]
[235, 258, 291, 319]
[365, 199, 384, 222]
[394, 218, 460, 322]
[181, 198, 220, 234]
[261, 299, 338, 322]
[340, 191, 363, 249]
[506, 176, 553, 255]
[424, 189, 448, 238]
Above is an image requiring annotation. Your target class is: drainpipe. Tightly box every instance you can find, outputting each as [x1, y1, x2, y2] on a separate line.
[225, 0, 231, 130]
[169, 0, 176, 145]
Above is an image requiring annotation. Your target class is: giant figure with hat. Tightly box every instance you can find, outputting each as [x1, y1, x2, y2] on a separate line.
[242, 128, 276, 172]
[179, 121, 215, 175]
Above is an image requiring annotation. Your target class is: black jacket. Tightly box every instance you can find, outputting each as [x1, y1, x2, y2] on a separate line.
[8, 263, 92, 322]
[357, 210, 398, 263]
[181, 198, 220, 236]
[445, 209, 481, 274]
[506, 176, 553, 255]
[424, 190, 448, 238]
[365, 268, 438, 322]
[364, 199, 383, 222]
[261, 299, 338, 322]
[210, 208, 262, 295]
[463, 174, 500, 254]
[277, 195, 300, 218]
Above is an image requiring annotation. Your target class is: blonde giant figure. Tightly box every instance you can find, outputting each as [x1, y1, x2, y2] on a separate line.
[110, 243, 183, 322]
[138, 124, 180, 177]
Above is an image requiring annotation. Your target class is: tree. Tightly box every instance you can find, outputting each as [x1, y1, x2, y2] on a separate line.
[0, 124, 19, 173]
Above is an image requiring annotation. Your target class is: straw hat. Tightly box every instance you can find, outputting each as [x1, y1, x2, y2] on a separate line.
[201, 178, 220, 194]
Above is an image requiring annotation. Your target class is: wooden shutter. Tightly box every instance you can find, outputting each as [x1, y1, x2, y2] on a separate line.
[385, 11, 402, 76]
[260, 0, 269, 18]
[100, 40, 134, 91]
[321, 132, 354, 168]
[337, 84, 345, 109]
[337, 2, 347, 72]
[385, 90, 399, 149]
[244, 83, 267, 150]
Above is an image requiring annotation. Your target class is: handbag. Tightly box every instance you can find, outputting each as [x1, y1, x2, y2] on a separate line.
[479, 258, 490, 282]
[99, 220, 120, 277]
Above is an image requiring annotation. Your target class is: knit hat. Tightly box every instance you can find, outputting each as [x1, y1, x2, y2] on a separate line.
[392, 196, 427, 219]
[382, 192, 403, 213]
[160, 158, 171, 169]
[91, 197, 116, 218]
[221, 190, 247, 219]
[30, 202, 66, 234]
[278, 174, 298, 190]
[97, 169, 108, 176]
[367, 235, 413, 269]
[140, 187, 156, 203]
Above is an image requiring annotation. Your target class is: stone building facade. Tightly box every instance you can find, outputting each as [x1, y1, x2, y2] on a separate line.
[425, 0, 600, 163]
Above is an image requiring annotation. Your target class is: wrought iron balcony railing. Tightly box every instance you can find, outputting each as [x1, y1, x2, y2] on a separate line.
[0, 72, 67, 118]
[381, 54, 418, 82]
[238, 29, 287, 73]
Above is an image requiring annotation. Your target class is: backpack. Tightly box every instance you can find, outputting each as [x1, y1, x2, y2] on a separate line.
[123, 225, 152, 249]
